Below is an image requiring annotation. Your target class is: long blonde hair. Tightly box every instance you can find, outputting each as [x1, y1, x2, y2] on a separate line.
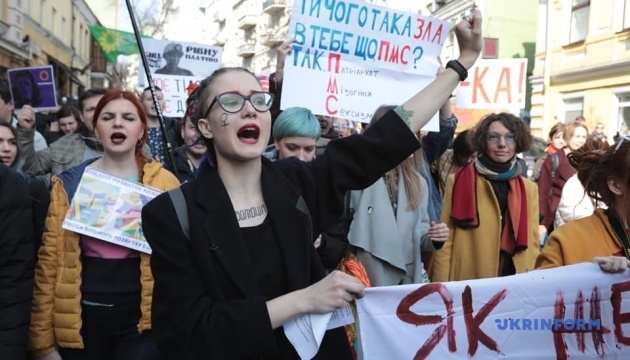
[371, 105, 423, 211]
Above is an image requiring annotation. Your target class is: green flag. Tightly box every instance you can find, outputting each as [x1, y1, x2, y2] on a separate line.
[89, 26, 144, 62]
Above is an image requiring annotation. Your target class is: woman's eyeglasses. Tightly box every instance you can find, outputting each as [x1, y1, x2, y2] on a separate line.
[486, 133, 516, 146]
[203, 92, 274, 119]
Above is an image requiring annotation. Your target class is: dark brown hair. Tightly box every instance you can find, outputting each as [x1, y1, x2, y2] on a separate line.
[548, 122, 565, 141]
[568, 140, 630, 207]
[92, 88, 148, 180]
[0, 121, 19, 168]
[472, 113, 533, 154]
[453, 129, 475, 167]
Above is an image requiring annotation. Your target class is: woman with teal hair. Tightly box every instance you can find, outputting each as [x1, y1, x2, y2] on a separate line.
[266, 107, 323, 162]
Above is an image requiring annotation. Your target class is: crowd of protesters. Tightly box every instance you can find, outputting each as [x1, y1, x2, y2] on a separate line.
[2, 8, 630, 360]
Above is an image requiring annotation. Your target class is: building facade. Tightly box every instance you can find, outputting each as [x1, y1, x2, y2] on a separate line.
[18, 0, 106, 98]
[0, 0, 30, 73]
[530, 0, 630, 139]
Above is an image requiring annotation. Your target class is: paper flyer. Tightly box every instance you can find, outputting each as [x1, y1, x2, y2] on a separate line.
[62, 167, 162, 254]
[284, 304, 355, 359]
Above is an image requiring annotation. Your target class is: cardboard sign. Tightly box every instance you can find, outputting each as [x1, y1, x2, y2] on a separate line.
[63, 168, 162, 254]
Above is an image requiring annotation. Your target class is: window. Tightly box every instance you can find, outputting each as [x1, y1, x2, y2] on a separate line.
[619, 95, 630, 135]
[563, 97, 583, 123]
[624, 0, 630, 30]
[27, 0, 32, 17]
[61, 17, 66, 40]
[77, 23, 82, 52]
[51, 8, 56, 35]
[570, 0, 589, 43]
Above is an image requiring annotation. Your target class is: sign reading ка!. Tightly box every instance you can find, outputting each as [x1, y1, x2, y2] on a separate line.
[456, 58, 528, 110]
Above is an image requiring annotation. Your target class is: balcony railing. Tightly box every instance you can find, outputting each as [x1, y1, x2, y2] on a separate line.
[262, 0, 286, 14]
[237, 43, 255, 57]
[237, 15, 257, 30]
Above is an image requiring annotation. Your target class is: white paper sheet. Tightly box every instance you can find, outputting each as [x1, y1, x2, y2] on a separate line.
[284, 304, 355, 359]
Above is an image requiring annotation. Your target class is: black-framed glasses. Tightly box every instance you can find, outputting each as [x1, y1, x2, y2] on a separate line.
[203, 91, 274, 119]
[486, 133, 517, 146]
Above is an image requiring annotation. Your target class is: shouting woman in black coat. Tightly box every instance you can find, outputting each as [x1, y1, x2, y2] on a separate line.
[142, 11, 484, 360]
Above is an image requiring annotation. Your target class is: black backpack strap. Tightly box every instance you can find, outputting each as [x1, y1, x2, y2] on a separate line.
[607, 208, 630, 260]
[167, 187, 190, 242]
[548, 152, 560, 197]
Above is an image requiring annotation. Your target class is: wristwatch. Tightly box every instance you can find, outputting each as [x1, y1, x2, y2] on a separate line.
[446, 60, 468, 82]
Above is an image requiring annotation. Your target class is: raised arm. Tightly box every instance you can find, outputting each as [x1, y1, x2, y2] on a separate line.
[397, 10, 482, 133]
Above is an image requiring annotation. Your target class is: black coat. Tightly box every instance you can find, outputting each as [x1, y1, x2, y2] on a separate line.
[0, 163, 34, 360]
[142, 111, 420, 359]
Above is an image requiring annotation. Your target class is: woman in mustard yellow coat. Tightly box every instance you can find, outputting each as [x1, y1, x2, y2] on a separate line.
[431, 113, 540, 282]
[28, 89, 179, 360]
[536, 137, 630, 272]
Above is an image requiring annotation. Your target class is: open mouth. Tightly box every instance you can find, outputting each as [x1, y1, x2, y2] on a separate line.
[110, 132, 127, 145]
[237, 124, 260, 144]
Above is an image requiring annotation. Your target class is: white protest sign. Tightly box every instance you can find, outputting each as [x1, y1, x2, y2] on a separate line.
[456, 58, 528, 110]
[282, 0, 450, 129]
[63, 167, 162, 254]
[139, 39, 222, 117]
[357, 263, 630, 359]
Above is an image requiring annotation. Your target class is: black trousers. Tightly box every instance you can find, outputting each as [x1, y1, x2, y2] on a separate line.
[59, 301, 161, 360]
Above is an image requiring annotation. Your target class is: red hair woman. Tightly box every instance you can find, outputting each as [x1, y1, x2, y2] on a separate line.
[28, 89, 179, 360]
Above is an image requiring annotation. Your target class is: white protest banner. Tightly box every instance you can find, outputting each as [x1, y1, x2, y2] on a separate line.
[282, 0, 450, 129]
[456, 58, 527, 110]
[357, 263, 630, 359]
[139, 39, 222, 117]
[62, 167, 162, 254]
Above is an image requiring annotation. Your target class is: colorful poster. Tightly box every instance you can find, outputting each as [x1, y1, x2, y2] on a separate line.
[62, 167, 162, 254]
[456, 58, 528, 110]
[8, 65, 58, 110]
[281, 0, 450, 129]
[139, 38, 223, 117]
[357, 263, 630, 359]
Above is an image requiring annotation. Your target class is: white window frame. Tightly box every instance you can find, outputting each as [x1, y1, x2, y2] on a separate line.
[617, 94, 630, 135]
[561, 95, 584, 123]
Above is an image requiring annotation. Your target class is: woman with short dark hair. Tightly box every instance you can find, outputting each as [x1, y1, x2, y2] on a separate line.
[432, 112, 540, 282]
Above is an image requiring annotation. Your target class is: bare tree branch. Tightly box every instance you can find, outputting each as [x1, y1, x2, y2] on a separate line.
[116, 0, 179, 87]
